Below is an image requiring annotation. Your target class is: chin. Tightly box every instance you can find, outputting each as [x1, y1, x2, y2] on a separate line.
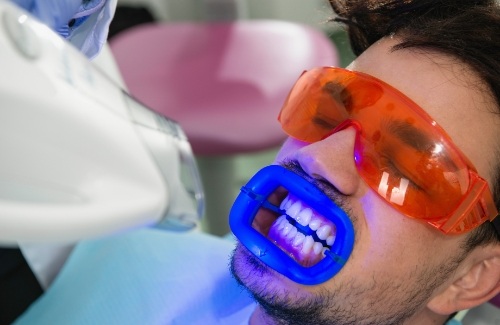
[230, 242, 318, 299]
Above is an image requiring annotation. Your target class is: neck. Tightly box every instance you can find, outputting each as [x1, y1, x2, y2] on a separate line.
[249, 306, 276, 325]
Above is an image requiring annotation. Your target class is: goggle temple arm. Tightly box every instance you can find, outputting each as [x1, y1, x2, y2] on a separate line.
[440, 172, 498, 234]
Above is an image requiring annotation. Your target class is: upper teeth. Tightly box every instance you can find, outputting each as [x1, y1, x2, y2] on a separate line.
[279, 194, 336, 247]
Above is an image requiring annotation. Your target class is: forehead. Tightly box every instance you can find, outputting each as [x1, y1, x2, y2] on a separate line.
[347, 37, 500, 185]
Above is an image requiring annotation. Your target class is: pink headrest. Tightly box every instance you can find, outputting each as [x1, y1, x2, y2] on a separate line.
[110, 20, 339, 155]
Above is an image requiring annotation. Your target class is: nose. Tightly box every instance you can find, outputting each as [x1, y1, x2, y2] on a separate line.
[291, 127, 362, 196]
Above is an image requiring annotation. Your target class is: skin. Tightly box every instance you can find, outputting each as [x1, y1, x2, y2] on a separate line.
[231, 37, 500, 325]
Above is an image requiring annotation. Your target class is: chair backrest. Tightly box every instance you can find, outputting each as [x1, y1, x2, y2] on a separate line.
[110, 20, 337, 108]
[109, 20, 339, 155]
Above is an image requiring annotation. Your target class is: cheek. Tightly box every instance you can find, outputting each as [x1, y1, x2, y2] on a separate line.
[355, 191, 437, 269]
[339, 190, 465, 289]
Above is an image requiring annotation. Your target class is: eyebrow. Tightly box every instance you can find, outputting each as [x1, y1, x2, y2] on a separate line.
[383, 118, 435, 152]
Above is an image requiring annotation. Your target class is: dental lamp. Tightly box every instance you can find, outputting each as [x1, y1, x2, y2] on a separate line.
[0, 1, 204, 245]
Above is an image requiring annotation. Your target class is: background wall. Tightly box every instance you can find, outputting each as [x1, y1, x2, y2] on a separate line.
[115, 0, 355, 66]
[117, 0, 334, 29]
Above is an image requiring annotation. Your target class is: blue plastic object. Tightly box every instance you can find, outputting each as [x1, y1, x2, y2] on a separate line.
[229, 165, 355, 285]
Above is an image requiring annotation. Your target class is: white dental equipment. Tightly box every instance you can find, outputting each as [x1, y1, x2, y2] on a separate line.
[0, 1, 204, 245]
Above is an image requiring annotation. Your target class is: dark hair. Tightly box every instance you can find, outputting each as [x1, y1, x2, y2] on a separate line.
[328, 0, 500, 246]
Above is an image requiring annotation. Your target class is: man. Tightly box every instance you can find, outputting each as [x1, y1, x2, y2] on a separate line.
[230, 0, 500, 324]
[7, 0, 500, 324]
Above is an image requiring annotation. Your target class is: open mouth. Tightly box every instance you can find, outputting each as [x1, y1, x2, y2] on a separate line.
[252, 189, 337, 268]
[230, 164, 355, 284]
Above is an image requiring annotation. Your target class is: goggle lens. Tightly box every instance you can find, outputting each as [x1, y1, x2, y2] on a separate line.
[278, 67, 498, 234]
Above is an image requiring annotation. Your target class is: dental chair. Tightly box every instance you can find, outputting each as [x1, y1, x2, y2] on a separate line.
[108, 20, 339, 236]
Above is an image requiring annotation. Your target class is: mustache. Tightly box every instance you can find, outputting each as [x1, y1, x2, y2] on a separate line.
[279, 159, 352, 214]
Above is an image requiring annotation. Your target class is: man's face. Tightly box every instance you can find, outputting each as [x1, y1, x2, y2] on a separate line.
[231, 37, 499, 325]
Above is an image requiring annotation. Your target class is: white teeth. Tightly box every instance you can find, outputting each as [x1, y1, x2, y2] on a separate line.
[276, 196, 337, 253]
[313, 242, 323, 255]
[292, 233, 305, 247]
[277, 215, 286, 231]
[316, 225, 331, 240]
[296, 208, 312, 227]
[287, 226, 298, 240]
[287, 201, 301, 219]
[309, 218, 321, 231]
[282, 221, 292, 236]
[302, 236, 314, 254]
[279, 196, 289, 210]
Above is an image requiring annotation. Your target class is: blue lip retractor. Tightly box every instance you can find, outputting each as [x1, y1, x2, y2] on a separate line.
[229, 165, 355, 285]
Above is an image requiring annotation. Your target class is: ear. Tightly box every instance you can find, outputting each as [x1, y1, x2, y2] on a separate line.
[427, 245, 500, 315]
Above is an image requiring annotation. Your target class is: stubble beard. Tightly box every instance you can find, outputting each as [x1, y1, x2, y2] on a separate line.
[230, 243, 465, 325]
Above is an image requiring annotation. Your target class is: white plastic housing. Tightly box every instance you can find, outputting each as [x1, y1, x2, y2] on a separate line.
[0, 2, 173, 244]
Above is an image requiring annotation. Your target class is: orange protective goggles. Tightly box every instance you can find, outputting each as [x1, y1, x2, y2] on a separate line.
[278, 67, 499, 235]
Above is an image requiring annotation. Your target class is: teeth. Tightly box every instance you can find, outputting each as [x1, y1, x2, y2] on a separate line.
[282, 221, 292, 236]
[296, 208, 312, 227]
[280, 196, 288, 210]
[309, 218, 321, 231]
[313, 242, 323, 255]
[274, 195, 338, 256]
[279, 196, 289, 210]
[316, 225, 331, 240]
[277, 215, 286, 231]
[302, 236, 314, 254]
[287, 226, 298, 240]
[287, 201, 301, 219]
[292, 232, 305, 247]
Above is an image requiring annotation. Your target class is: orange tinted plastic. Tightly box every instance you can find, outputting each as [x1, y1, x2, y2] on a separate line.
[278, 67, 498, 234]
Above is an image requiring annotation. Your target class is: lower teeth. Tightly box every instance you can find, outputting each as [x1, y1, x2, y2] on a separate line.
[271, 216, 331, 258]
[285, 215, 331, 249]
